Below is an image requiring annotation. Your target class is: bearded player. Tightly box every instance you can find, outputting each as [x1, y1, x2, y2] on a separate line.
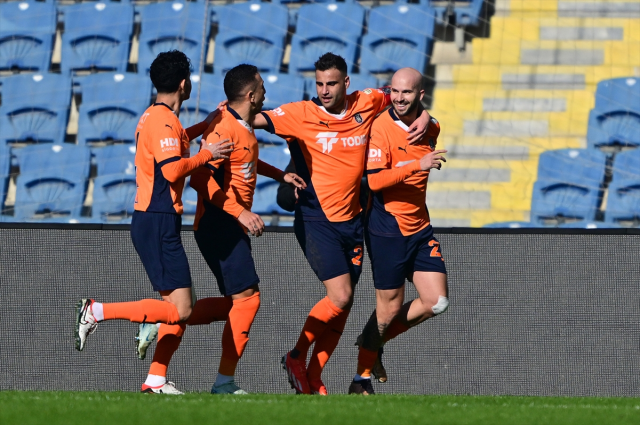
[348, 68, 449, 395]
[251, 53, 433, 395]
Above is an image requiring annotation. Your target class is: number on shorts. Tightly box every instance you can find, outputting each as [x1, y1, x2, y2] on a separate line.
[428, 240, 442, 258]
[352, 245, 363, 266]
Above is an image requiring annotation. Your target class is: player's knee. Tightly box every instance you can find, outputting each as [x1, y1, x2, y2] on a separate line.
[177, 305, 193, 322]
[332, 292, 354, 310]
[430, 295, 449, 316]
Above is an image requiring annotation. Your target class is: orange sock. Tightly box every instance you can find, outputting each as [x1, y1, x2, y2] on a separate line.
[383, 317, 411, 343]
[356, 346, 378, 378]
[307, 308, 350, 381]
[102, 299, 181, 324]
[187, 297, 233, 325]
[218, 292, 261, 376]
[293, 297, 343, 361]
[148, 323, 186, 377]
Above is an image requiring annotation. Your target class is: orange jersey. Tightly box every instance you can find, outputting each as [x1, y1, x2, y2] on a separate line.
[367, 109, 440, 237]
[134, 103, 191, 214]
[193, 107, 259, 227]
[261, 88, 390, 222]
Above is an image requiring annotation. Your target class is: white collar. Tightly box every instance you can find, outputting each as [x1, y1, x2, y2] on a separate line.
[316, 100, 349, 120]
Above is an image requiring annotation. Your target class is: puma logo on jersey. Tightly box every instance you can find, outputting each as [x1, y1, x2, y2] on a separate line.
[240, 161, 255, 181]
[165, 124, 173, 130]
[316, 132, 339, 154]
[215, 132, 221, 137]
[398, 146, 408, 153]
[243, 147, 251, 153]
[319, 121, 330, 128]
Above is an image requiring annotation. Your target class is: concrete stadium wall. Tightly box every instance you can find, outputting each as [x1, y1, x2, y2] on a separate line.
[1, 224, 639, 396]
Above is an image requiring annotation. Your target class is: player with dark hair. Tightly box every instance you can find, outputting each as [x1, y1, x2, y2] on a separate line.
[349, 68, 449, 395]
[74, 50, 233, 395]
[251, 52, 433, 395]
[137, 64, 305, 394]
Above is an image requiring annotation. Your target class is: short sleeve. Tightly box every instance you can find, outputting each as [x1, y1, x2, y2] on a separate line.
[361, 87, 391, 115]
[367, 124, 390, 171]
[261, 102, 306, 138]
[149, 119, 184, 164]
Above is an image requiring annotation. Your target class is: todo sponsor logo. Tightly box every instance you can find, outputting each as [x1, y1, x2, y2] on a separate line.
[316, 132, 368, 154]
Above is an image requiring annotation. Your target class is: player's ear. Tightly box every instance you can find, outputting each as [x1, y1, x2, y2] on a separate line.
[419, 89, 425, 102]
[344, 75, 350, 90]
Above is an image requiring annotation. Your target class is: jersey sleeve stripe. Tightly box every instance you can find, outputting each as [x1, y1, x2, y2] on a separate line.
[260, 112, 276, 134]
[157, 156, 180, 167]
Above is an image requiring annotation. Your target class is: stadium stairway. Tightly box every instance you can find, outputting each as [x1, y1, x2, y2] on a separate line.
[428, 0, 640, 226]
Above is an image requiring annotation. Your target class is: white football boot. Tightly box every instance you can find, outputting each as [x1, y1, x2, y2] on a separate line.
[141, 381, 184, 395]
[75, 299, 98, 351]
[135, 323, 159, 360]
[210, 381, 248, 395]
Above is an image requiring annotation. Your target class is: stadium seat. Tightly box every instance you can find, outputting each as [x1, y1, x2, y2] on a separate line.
[482, 221, 539, 228]
[346, 73, 379, 91]
[0, 1, 56, 71]
[60, 2, 134, 74]
[0, 73, 71, 145]
[94, 144, 136, 177]
[587, 77, 640, 149]
[214, 2, 288, 74]
[557, 220, 619, 229]
[530, 149, 607, 224]
[179, 74, 225, 133]
[76, 73, 151, 146]
[138, 2, 208, 75]
[255, 130, 287, 146]
[252, 181, 290, 215]
[262, 74, 305, 111]
[13, 144, 90, 221]
[423, 0, 485, 27]
[360, 3, 435, 74]
[257, 145, 290, 186]
[92, 144, 137, 221]
[0, 144, 10, 212]
[289, 2, 365, 74]
[605, 149, 640, 225]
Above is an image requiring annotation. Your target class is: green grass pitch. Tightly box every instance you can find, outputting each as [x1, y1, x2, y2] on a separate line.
[1, 392, 639, 425]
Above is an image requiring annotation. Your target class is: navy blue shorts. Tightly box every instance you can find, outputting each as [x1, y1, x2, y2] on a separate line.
[366, 224, 447, 290]
[130, 211, 192, 292]
[294, 213, 364, 283]
[194, 207, 260, 297]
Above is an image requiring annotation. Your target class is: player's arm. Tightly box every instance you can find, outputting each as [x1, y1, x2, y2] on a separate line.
[184, 100, 227, 140]
[406, 104, 432, 145]
[257, 159, 306, 189]
[254, 103, 303, 138]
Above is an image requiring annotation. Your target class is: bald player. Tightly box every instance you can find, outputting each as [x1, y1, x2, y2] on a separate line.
[251, 53, 433, 395]
[348, 68, 449, 395]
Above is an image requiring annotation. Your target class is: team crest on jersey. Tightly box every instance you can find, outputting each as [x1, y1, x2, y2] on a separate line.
[354, 113, 363, 124]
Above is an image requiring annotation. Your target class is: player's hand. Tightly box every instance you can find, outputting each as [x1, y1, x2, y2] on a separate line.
[217, 99, 228, 110]
[407, 109, 432, 145]
[237, 209, 265, 237]
[283, 173, 306, 189]
[203, 138, 234, 160]
[419, 149, 447, 171]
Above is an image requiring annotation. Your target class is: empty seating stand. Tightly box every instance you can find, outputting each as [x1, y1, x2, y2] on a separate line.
[179, 74, 225, 133]
[214, 2, 288, 74]
[0, 1, 56, 72]
[138, 2, 208, 75]
[262, 73, 305, 111]
[60, 2, 134, 74]
[606, 149, 640, 225]
[76, 73, 151, 146]
[289, 2, 365, 74]
[0, 73, 71, 145]
[92, 144, 137, 222]
[530, 149, 607, 225]
[587, 77, 640, 149]
[360, 2, 436, 74]
[13, 144, 90, 221]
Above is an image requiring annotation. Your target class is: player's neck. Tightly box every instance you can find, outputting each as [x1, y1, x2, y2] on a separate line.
[398, 109, 419, 128]
[228, 102, 254, 124]
[155, 93, 182, 116]
[324, 99, 347, 115]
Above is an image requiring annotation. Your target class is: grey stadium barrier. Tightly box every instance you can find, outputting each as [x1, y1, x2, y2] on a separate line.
[1, 223, 639, 397]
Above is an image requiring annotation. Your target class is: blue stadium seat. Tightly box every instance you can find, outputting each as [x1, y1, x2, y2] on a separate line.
[179, 74, 225, 133]
[346, 73, 379, 91]
[262, 74, 305, 111]
[138, 2, 208, 75]
[0, 144, 10, 212]
[587, 77, 640, 149]
[360, 3, 435, 74]
[76, 73, 151, 146]
[257, 145, 290, 186]
[423, 0, 485, 27]
[13, 144, 90, 221]
[253, 182, 290, 215]
[289, 2, 365, 74]
[557, 220, 619, 229]
[255, 130, 288, 146]
[0, 1, 56, 71]
[214, 2, 288, 74]
[60, 3, 134, 74]
[0, 73, 71, 145]
[482, 221, 539, 228]
[530, 149, 607, 224]
[605, 149, 640, 225]
[92, 144, 137, 221]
